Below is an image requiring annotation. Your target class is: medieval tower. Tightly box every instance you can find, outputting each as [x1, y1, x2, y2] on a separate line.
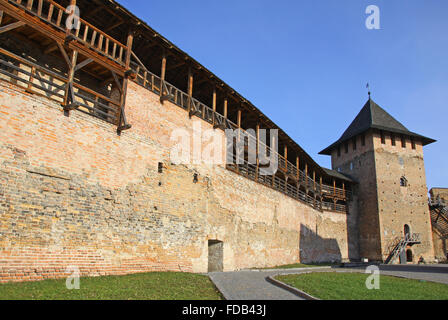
[320, 98, 436, 263]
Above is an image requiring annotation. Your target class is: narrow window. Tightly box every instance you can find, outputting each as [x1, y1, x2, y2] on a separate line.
[353, 138, 357, 151]
[193, 173, 199, 183]
[401, 135, 406, 148]
[391, 133, 396, 146]
[337, 146, 341, 157]
[400, 176, 408, 187]
[361, 134, 366, 146]
[380, 131, 385, 144]
[158, 162, 163, 173]
[411, 138, 416, 150]
[345, 143, 349, 154]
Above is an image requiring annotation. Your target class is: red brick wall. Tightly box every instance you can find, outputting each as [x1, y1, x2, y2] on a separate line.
[0, 79, 353, 283]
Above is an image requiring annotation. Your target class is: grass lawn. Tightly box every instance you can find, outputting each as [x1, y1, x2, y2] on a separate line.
[262, 262, 336, 269]
[276, 272, 448, 300]
[0, 272, 223, 300]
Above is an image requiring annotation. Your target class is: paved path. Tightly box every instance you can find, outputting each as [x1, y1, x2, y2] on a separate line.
[208, 267, 330, 300]
[209, 265, 448, 300]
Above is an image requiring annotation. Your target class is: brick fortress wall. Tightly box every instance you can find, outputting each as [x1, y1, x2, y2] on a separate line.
[0, 78, 355, 283]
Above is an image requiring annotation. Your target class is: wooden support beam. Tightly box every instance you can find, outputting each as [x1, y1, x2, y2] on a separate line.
[333, 179, 336, 196]
[75, 58, 94, 72]
[256, 123, 260, 181]
[64, 49, 78, 111]
[0, 21, 26, 34]
[111, 71, 122, 94]
[284, 145, 288, 170]
[212, 88, 217, 126]
[117, 31, 134, 133]
[296, 156, 300, 180]
[271, 133, 276, 187]
[56, 42, 72, 68]
[0, 10, 3, 25]
[187, 66, 193, 115]
[237, 109, 242, 128]
[160, 51, 167, 83]
[44, 44, 58, 55]
[223, 97, 228, 119]
[305, 163, 308, 193]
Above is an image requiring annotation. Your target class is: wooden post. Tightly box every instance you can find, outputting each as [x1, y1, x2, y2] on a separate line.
[117, 30, 134, 132]
[320, 176, 323, 210]
[313, 170, 317, 207]
[160, 50, 166, 97]
[271, 132, 276, 187]
[0, 11, 3, 26]
[256, 123, 260, 181]
[237, 108, 242, 173]
[26, 66, 36, 93]
[320, 177, 323, 194]
[333, 179, 336, 197]
[296, 156, 300, 180]
[212, 88, 217, 126]
[187, 66, 193, 115]
[223, 97, 228, 119]
[284, 145, 288, 171]
[342, 182, 346, 199]
[64, 49, 78, 111]
[305, 163, 308, 191]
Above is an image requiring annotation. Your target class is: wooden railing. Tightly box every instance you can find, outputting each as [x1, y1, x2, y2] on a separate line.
[0, 47, 120, 124]
[6, 0, 128, 66]
[321, 184, 350, 199]
[227, 154, 347, 213]
[131, 63, 350, 205]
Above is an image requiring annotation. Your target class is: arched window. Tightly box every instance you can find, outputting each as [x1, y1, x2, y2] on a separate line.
[404, 224, 411, 238]
[400, 176, 408, 187]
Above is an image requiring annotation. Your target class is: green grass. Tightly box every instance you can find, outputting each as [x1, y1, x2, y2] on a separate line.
[276, 272, 448, 300]
[0, 272, 223, 300]
[262, 262, 336, 269]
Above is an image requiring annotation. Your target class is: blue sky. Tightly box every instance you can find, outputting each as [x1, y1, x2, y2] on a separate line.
[118, 0, 448, 190]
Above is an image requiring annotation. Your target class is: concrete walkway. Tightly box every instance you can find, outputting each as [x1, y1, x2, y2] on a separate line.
[208, 267, 330, 300]
[209, 265, 448, 300]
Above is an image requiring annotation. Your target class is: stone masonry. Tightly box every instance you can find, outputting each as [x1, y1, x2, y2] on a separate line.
[0, 80, 353, 282]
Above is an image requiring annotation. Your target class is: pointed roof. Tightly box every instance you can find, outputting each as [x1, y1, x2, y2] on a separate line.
[319, 99, 436, 155]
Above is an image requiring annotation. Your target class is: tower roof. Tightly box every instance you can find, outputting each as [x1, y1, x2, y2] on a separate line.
[319, 98, 436, 155]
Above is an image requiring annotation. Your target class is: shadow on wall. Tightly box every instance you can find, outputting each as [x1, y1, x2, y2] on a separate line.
[299, 224, 342, 264]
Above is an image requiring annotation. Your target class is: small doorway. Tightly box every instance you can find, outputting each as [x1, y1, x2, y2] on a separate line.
[208, 240, 223, 272]
[406, 249, 413, 263]
[404, 224, 411, 239]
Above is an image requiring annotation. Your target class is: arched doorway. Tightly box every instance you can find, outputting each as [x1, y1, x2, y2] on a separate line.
[208, 240, 223, 272]
[406, 249, 413, 263]
[404, 224, 411, 239]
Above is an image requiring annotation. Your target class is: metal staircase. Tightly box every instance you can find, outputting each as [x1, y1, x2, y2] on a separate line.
[385, 233, 421, 265]
[430, 198, 448, 239]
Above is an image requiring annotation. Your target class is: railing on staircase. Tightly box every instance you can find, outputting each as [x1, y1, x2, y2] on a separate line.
[429, 198, 448, 239]
[385, 233, 421, 265]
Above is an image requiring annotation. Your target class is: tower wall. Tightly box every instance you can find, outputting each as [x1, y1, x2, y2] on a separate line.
[332, 131, 382, 261]
[331, 130, 435, 262]
[372, 132, 434, 262]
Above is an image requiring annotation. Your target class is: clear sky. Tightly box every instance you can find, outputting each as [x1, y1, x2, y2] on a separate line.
[118, 0, 447, 190]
